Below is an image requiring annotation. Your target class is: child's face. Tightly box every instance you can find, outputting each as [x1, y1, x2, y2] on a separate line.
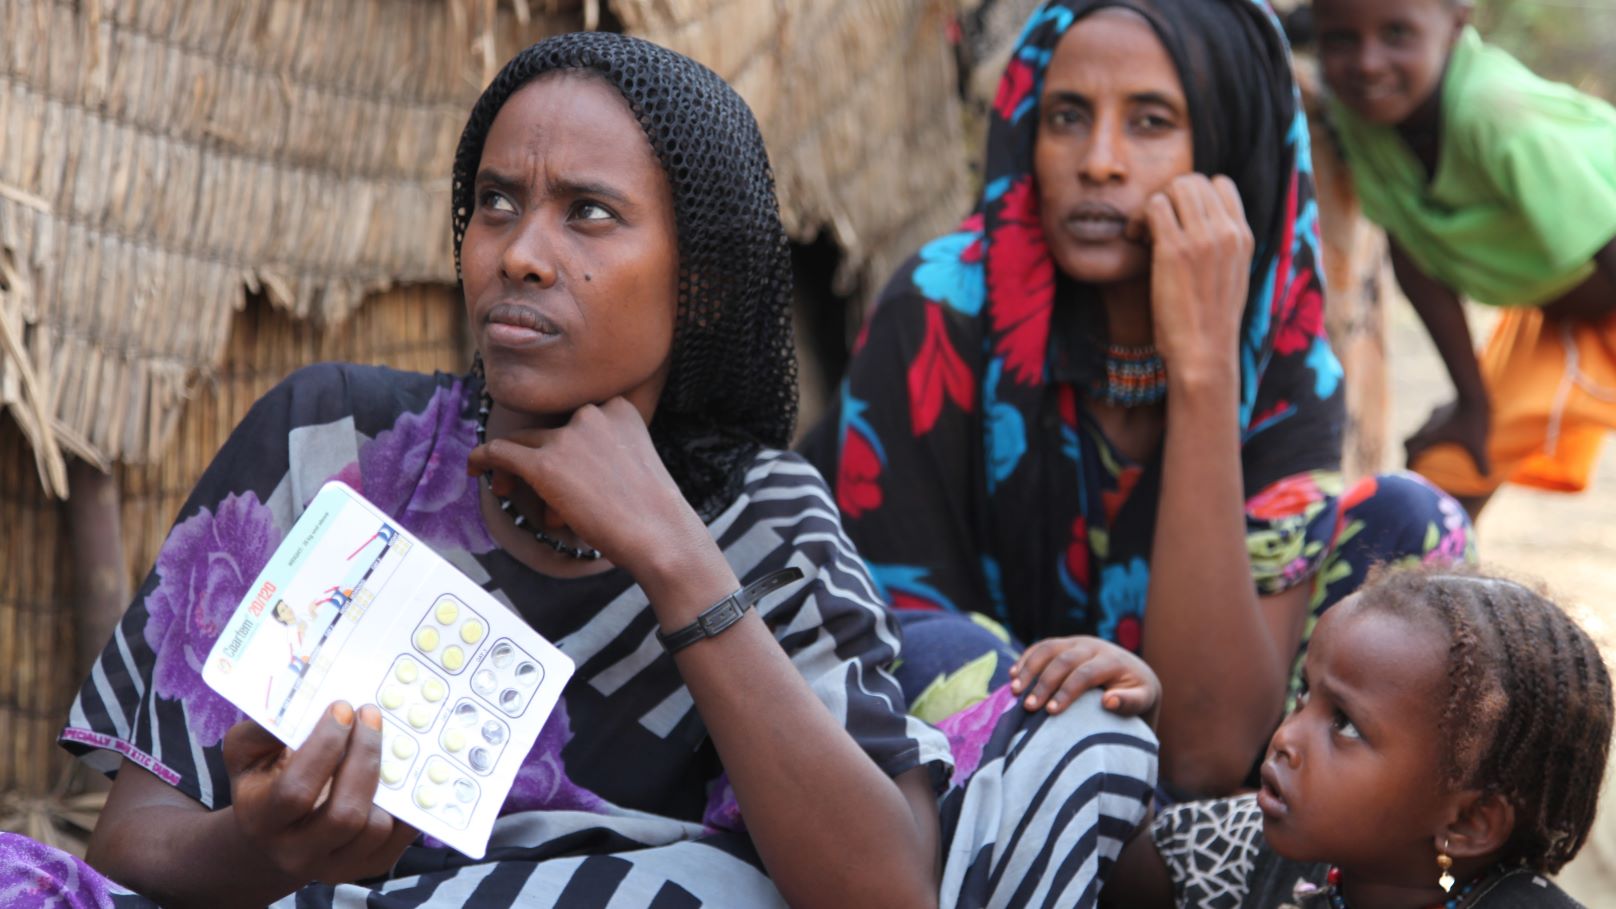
[1258, 599, 1460, 879]
[1313, 0, 1469, 126]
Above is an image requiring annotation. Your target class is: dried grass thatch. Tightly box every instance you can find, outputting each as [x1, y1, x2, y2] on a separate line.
[0, 0, 573, 497]
[613, 0, 974, 302]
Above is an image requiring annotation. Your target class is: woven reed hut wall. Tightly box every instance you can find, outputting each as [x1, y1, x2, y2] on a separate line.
[0, 0, 580, 497]
[611, 0, 974, 302]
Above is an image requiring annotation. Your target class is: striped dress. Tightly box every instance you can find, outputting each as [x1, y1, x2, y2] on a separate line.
[3, 364, 1156, 908]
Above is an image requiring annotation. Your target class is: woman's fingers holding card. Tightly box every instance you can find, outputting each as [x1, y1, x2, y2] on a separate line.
[227, 701, 369, 877]
[309, 705, 387, 852]
[264, 702, 359, 826]
[310, 706, 418, 883]
[323, 810, 419, 883]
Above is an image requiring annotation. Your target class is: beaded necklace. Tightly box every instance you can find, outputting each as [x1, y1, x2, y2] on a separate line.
[1321, 865, 1490, 909]
[473, 386, 602, 561]
[1090, 344, 1168, 408]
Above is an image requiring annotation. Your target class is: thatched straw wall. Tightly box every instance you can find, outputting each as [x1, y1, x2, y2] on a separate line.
[612, 0, 974, 301]
[0, 422, 78, 799]
[0, 0, 576, 497]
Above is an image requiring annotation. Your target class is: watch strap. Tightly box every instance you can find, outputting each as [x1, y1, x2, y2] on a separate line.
[657, 567, 805, 653]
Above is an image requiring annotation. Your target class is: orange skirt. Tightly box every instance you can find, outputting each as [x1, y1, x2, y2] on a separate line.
[1414, 307, 1616, 497]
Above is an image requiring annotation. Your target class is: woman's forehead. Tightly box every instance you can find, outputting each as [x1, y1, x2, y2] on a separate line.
[1045, 8, 1183, 98]
[477, 74, 657, 182]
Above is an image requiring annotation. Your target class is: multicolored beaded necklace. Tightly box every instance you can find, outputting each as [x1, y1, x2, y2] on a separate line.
[470, 362, 602, 561]
[1090, 343, 1168, 408]
[1320, 865, 1488, 909]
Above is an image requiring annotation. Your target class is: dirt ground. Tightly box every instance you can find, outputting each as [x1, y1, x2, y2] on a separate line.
[1385, 301, 1616, 907]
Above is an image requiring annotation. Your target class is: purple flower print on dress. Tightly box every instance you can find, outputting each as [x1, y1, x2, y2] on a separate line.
[702, 772, 745, 833]
[502, 697, 605, 815]
[936, 682, 1019, 788]
[1423, 483, 1474, 567]
[143, 492, 281, 746]
[358, 379, 492, 554]
[0, 830, 117, 908]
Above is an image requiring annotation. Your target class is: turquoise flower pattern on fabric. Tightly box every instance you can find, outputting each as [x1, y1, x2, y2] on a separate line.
[983, 358, 1027, 488]
[912, 230, 985, 316]
[1097, 558, 1149, 644]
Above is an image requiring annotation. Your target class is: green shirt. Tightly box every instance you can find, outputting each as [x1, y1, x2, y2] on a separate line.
[1330, 27, 1616, 307]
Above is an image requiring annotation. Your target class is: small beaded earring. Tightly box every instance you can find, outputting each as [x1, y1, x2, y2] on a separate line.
[1437, 839, 1456, 892]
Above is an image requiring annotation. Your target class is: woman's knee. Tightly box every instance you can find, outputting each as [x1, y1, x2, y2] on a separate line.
[895, 611, 1021, 718]
[1339, 471, 1474, 568]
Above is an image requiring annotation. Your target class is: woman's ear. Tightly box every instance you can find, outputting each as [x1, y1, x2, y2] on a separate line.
[1442, 791, 1515, 859]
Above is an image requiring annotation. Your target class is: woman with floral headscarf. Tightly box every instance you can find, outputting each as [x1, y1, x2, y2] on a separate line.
[2, 31, 1156, 909]
[806, 0, 1473, 797]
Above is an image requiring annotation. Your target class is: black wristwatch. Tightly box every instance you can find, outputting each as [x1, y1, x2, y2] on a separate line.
[656, 567, 805, 653]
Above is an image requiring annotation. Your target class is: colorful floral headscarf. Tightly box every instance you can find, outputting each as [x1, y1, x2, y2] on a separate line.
[811, 0, 1347, 647]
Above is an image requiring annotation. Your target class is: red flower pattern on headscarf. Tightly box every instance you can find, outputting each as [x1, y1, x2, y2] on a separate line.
[1273, 267, 1323, 356]
[837, 428, 885, 519]
[908, 301, 976, 435]
[994, 58, 1036, 122]
[986, 178, 1054, 385]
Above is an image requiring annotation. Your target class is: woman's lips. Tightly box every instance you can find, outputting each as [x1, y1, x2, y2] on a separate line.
[1062, 202, 1129, 243]
[484, 302, 561, 347]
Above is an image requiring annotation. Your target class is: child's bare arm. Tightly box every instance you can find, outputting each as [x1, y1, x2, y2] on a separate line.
[1100, 812, 1176, 908]
[1389, 239, 1492, 476]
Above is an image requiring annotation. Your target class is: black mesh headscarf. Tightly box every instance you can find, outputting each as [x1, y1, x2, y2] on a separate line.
[451, 32, 798, 522]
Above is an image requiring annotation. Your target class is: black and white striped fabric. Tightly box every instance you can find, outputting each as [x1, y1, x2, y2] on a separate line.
[38, 364, 1157, 908]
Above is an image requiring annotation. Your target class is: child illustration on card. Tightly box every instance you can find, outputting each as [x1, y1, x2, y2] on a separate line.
[269, 599, 317, 676]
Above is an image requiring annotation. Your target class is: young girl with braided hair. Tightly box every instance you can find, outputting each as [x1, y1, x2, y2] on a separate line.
[1103, 565, 1613, 908]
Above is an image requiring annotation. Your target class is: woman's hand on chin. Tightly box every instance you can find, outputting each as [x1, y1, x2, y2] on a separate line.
[466, 396, 714, 582]
[1144, 173, 1253, 389]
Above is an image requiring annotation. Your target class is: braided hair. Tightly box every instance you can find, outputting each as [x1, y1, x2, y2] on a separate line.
[451, 33, 798, 521]
[1356, 566, 1614, 873]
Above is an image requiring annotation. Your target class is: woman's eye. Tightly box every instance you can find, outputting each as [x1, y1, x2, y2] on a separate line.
[1133, 114, 1174, 132]
[479, 190, 516, 214]
[1382, 23, 1412, 44]
[572, 201, 615, 222]
[1047, 108, 1085, 129]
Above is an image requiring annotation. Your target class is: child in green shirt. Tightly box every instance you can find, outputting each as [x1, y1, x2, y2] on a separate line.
[1313, 0, 1616, 520]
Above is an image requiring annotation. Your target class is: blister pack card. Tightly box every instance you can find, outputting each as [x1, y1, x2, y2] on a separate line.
[203, 481, 574, 858]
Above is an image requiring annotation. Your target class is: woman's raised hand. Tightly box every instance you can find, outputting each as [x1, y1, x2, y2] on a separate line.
[222, 703, 418, 886]
[1143, 173, 1254, 387]
[1008, 636, 1162, 726]
[466, 397, 713, 582]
